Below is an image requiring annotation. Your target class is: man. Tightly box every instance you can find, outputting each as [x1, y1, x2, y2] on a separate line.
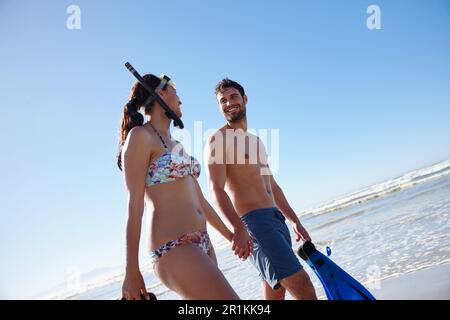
[206, 78, 317, 300]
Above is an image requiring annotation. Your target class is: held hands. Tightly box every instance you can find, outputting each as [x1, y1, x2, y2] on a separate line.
[122, 270, 150, 300]
[231, 225, 253, 260]
[292, 219, 312, 242]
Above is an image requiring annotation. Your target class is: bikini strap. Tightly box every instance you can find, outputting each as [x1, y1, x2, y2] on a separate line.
[149, 123, 169, 151]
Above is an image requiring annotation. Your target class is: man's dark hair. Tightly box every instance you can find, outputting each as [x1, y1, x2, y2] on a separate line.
[215, 78, 245, 98]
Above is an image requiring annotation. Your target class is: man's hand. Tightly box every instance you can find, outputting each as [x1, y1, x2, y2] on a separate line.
[231, 225, 253, 260]
[292, 220, 312, 242]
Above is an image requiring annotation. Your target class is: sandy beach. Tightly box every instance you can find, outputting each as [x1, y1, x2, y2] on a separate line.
[149, 264, 450, 300]
[370, 264, 450, 300]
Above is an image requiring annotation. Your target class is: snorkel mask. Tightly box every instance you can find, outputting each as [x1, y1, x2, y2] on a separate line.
[125, 62, 184, 129]
[143, 75, 176, 107]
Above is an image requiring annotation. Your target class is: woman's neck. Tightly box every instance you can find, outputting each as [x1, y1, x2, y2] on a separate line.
[148, 116, 171, 138]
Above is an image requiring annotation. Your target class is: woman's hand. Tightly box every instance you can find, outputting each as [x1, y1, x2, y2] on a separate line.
[122, 270, 149, 300]
[232, 224, 253, 260]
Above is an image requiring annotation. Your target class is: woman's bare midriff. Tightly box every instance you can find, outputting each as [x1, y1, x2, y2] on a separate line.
[144, 176, 206, 251]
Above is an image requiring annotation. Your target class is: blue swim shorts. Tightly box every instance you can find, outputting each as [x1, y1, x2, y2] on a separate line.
[241, 207, 303, 290]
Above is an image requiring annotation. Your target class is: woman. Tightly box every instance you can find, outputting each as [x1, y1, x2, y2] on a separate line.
[117, 73, 240, 300]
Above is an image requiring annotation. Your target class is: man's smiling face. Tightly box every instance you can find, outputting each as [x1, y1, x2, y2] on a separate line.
[216, 87, 248, 122]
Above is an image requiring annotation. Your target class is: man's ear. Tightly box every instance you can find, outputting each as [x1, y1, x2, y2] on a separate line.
[244, 94, 248, 105]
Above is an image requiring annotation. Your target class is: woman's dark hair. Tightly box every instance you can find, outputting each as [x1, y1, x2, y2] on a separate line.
[117, 74, 162, 170]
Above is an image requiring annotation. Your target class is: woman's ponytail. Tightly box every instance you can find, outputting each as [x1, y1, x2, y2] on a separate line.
[117, 98, 145, 170]
[117, 74, 163, 170]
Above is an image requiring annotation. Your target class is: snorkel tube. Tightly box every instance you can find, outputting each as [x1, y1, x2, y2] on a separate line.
[124, 62, 184, 129]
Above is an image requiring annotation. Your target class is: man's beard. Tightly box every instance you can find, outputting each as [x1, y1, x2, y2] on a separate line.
[226, 106, 246, 122]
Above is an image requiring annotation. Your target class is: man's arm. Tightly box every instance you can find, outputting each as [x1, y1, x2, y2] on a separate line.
[258, 137, 311, 242]
[257, 137, 299, 223]
[270, 175, 312, 242]
[205, 133, 252, 259]
[270, 175, 300, 224]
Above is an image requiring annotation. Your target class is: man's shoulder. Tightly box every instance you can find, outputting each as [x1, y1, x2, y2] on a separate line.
[206, 125, 228, 144]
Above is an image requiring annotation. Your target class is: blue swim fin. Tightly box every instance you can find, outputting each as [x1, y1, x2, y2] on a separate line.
[297, 241, 376, 300]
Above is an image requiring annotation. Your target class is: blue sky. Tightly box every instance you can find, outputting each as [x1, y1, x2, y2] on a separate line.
[1, 0, 449, 299]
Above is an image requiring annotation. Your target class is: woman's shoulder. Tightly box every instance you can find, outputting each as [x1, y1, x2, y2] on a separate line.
[124, 125, 158, 153]
[127, 126, 151, 143]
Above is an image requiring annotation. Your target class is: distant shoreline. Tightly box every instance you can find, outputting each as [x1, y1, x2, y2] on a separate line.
[299, 159, 450, 218]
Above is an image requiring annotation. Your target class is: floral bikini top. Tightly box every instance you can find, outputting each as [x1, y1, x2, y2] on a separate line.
[146, 124, 201, 187]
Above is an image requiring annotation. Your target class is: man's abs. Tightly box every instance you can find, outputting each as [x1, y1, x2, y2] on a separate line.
[226, 164, 276, 216]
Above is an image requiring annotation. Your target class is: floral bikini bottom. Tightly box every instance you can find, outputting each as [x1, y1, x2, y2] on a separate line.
[150, 229, 213, 263]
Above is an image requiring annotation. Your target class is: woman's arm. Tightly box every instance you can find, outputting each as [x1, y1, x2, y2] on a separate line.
[194, 179, 233, 242]
[121, 127, 151, 300]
